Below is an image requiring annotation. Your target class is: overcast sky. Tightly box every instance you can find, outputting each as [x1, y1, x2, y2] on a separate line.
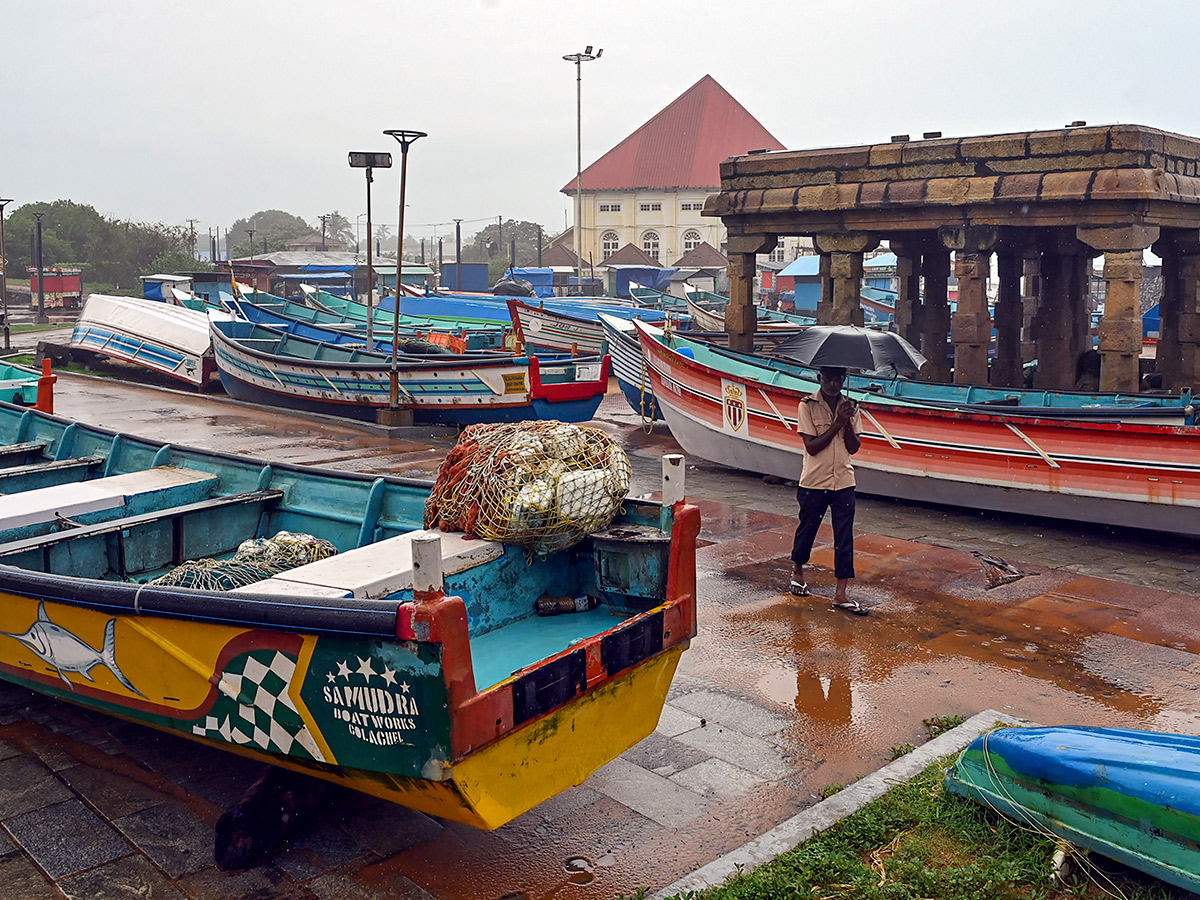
[7, 0, 1200, 244]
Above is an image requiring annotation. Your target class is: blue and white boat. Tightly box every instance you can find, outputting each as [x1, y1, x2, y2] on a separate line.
[209, 318, 610, 425]
[70, 294, 232, 388]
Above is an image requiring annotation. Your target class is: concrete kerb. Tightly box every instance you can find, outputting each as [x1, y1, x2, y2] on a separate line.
[651, 708, 1039, 899]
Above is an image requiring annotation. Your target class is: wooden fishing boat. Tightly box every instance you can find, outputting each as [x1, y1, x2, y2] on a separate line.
[210, 319, 609, 425]
[945, 726, 1200, 893]
[0, 402, 699, 828]
[683, 293, 814, 332]
[0, 360, 42, 406]
[304, 287, 511, 348]
[69, 294, 231, 388]
[634, 320, 1200, 536]
[505, 298, 674, 357]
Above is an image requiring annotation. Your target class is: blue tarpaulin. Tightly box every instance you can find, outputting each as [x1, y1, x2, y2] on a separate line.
[608, 265, 677, 298]
[505, 267, 557, 298]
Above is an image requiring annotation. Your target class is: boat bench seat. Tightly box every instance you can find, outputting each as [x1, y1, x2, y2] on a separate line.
[0, 455, 106, 490]
[0, 467, 220, 533]
[0, 489, 285, 560]
[235, 528, 505, 600]
[0, 441, 49, 467]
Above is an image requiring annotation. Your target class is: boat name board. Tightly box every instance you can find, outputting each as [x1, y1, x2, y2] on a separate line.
[502, 373, 527, 394]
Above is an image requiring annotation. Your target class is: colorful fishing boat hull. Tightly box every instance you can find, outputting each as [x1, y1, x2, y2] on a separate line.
[69, 294, 229, 388]
[635, 320, 1200, 536]
[0, 403, 699, 828]
[946, 726, 1200, 893]
[211, 319, 610, 424]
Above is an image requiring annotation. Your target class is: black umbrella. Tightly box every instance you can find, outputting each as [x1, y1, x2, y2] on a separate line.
[772, 325, 927, 375]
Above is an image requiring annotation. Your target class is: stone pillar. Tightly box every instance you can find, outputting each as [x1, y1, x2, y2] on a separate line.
[940, 225, 998, 385]
[1179, 254, 1200, 393]
[813, 234, 878, 327]
[1077, 225, 1159, 393]
[991, 249, 1023, 388]
[919, 247, 952, 382]
[725, 234, 776, 353]
[1021, 254, 1040, 365]
[1032, 243, 1080, 391]
[889, 237, 925, 347]
[1155, 243, 1182, 391]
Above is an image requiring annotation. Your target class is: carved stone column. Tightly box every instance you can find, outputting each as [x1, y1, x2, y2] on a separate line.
[940, 225, 997, 385]
[889, 236, 926, 348]
[1153, 231, 1200, 394]
[992, 249, 1024, 388]
[725, 234, 777, 353]
[814, 234, 878, 327]
[1021, 254, 1040, 364]
[919, 247, 952, 382]
[1034, 232, 1092, 391]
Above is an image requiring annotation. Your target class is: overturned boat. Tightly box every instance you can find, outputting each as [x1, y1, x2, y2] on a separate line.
[946, 726, 1200, 894]
[0, 404, 699, 828]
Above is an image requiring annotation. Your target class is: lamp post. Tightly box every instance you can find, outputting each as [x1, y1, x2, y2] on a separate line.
[0, 199, 12, 350]
[355, 213, 367, 253]
[33, 213, 46, 323]
[453, 219, 463, 290]
[349, 151, 393, 349]
[563, 45, 602, 296]
[382, 129, 426, 423]
[245, 228, 256, 263]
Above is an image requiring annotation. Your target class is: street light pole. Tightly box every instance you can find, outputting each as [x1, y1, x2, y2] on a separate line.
[453, 219, 463, 290]
[349, 151, 393, 350]
[382, 129, 427, 421]
[563, 45, 602, 296]
[33, 213, 46, 323]
[0, 199, 12, 350]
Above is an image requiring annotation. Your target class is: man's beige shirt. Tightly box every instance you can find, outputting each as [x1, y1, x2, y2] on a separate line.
[797, 390, 862, 490]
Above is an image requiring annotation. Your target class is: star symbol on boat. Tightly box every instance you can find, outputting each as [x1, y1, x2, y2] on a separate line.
[399, 681, 411, 694]
[356, 656, 377, 682]
[381, 667, 397, 687]
[326, 671, 337, 683]
[336, 660, 352, 679]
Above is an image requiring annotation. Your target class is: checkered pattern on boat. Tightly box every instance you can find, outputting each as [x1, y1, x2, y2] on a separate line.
[190, 650, 326, 761]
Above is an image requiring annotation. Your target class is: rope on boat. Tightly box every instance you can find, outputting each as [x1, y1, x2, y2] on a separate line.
[424, 421, 632, 553]
[149, 531, 338, 591]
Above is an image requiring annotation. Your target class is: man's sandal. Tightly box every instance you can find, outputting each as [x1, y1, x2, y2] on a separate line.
[832, 600, 869, 616]
[788, 580, 810, 597]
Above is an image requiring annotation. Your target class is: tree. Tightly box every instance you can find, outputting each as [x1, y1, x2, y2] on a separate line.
[226, 210, 311, 258]
[465, 219, 552, 283]
[319, 211, 353, 249]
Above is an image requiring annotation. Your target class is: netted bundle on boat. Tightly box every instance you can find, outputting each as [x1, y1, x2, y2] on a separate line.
[424, 421, 632, 553]
[149, 531, 338, 591]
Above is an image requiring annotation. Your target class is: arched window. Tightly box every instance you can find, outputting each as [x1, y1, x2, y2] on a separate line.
[602, 231, 620, 259]
[642, 230, 660, 262]
[682, 230, 702, 253]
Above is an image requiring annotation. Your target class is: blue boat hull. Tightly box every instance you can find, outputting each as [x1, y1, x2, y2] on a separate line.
[946, 726, 1200, 893]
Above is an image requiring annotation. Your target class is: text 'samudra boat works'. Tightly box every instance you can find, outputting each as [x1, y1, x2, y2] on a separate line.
[0, 403, 699, 828]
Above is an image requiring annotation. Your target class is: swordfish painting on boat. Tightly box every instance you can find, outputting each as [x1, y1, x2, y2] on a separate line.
[0, 401, 700, 829]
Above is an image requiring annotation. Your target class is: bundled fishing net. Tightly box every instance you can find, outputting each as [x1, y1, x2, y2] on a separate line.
[149, 531, 338, 591]
[425, 421, 632, 553]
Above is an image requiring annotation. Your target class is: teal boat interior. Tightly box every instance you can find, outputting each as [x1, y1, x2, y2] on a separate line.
[0, 402, 682, 685]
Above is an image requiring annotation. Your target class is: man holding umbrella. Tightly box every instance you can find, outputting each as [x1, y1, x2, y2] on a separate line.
[789, 366, 865, 615]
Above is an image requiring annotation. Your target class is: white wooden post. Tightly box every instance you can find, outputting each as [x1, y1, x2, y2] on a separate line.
[661, 454, 685, 531]
[412, 531, 444, 599]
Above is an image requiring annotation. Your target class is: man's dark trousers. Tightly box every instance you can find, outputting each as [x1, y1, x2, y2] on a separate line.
[790, 486, 855, 580]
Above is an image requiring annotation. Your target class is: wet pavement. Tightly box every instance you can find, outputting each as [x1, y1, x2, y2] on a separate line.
[1, 367, 1199, 899]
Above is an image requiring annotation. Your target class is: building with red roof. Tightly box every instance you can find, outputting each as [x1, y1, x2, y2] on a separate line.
[560, 75, 785, 272]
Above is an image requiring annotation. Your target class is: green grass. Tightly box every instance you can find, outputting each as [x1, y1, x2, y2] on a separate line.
[651, 756, 1184, 900]
[6, 322, 70, 335]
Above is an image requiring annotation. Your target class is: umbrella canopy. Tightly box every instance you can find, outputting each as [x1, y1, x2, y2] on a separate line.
[772, 325, 927, 375]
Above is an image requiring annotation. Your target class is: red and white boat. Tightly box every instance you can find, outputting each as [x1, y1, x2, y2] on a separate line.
[634, 321, 1200, 537]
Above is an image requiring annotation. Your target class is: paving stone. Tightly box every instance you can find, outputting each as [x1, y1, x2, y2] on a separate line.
[273, 816, 370, 882]
[58, 764, 172, 820]
[0, 755, 73, 818]
[670, 757, 766, 799]
[518, 785, 603, 823]
[0, 738, 20, 761]
[0, 826, 18, 860]
[622, 730, 711, 776]
[113, 802, 214, 878]
[670, 689, 792, 737]
[587, 756, 707, 828]
[0, 851, 62, 900]
[59, 853, 186, 900]
[306, 870, 437, 900]
[5, 798, 131, 879]
[655, 704, 703, 737]
[336, 801, 443, 857]
[177, 863, 318, 900]
[676, 726, 795, 780]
